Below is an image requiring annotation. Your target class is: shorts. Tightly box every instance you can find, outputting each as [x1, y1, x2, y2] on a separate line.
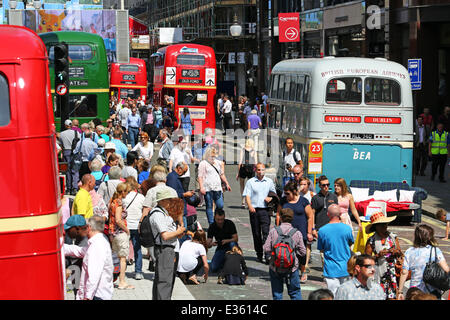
[111, 232, 130, 257]
[238, 165, 255, 179]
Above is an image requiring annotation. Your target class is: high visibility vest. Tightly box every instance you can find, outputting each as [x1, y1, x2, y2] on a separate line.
[431, 131, 449, 155]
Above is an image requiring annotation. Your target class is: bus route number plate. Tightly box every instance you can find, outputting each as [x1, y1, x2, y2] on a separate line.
[351, 133, 374, 140]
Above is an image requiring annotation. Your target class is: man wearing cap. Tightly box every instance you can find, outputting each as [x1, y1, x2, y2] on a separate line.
[150, 188, 186, 300]
[64, 215, 114, 300]
[59, 119, 79, 195]
[64, 215, 89, 299]
[317, 204, 354, 295]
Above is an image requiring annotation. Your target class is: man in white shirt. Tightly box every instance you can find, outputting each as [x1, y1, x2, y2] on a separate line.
[222, 95, 233, 132]
[282, 137, 302, 187]
[122, 150, 138, 180]
[168, 137, 197, 191]
[63, 215, 114, 300]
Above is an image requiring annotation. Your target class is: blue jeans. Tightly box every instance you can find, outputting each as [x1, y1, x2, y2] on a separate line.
[269, 268, 302, 300]
[210, 241, 237, 273]
[204, 190, 224, 225]
[128, 127, 139, 148]
[130, 229, 143, 274]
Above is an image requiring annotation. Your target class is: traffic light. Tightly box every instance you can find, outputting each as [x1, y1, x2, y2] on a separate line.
[54, 42, 69, 89]
[53, 42, 70, 129]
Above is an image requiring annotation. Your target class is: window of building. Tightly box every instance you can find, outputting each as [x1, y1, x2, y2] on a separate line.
[0, 73, 10, 126]
[364, 78, 401, 105]
[326, 77, 362, 104]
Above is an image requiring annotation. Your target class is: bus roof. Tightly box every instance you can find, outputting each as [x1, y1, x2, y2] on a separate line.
[157, 43, 215, 58]
[39, 31, 105, 43]
[111, 57, 146, 67]
[0, 25, 47, 61]
[271, 57, 410, 85]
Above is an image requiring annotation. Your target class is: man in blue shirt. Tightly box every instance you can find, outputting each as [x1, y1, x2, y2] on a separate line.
[317, 204, 354, 296]
[127, 107, 141, 148]
[74, 130, 98, 179]
[110, 128, 129, 160]
[243, 163, 276, 264]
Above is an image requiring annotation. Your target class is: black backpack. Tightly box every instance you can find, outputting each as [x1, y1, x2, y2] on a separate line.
[139, 206, 164, 248]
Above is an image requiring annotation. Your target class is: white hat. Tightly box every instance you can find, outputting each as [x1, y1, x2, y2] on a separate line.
[104, 142, 116, 150]
[97, 138, 106, 147]
[156, 187, 178, 202]
[65, 119, 72, 126]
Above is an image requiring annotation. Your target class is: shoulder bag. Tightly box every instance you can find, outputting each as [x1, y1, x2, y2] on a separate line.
[423, 246, 450, 292]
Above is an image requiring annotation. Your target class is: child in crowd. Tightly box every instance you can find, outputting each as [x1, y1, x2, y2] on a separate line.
[218, 245, 248, 285]
[436, 208, 450, 240]
[137, 159, 150, 184]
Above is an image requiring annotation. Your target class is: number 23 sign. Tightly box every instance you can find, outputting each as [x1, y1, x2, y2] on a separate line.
[308, 141, 323, 174]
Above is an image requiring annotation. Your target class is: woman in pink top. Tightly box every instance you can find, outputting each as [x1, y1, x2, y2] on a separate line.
[334, 178, 362, 233]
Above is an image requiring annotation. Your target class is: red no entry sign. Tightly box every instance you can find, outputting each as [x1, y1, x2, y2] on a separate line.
[56, 84, 67, 96]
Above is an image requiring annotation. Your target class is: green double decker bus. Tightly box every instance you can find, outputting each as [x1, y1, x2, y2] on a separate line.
[39, 31, 110, 131]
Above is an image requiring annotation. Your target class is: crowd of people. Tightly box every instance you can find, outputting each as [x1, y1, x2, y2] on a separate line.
[56, 96, 450, 301]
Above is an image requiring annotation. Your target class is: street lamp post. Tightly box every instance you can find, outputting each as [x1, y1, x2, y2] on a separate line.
[230, 14, 242, 99]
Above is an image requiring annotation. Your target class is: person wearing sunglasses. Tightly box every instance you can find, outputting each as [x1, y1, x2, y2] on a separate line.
[334, 254, 385, 300]
[310, 175, 338, 237]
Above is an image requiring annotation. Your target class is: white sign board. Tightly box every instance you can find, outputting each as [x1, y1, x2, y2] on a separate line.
[165, 67, 176, 85]
[205, 68, 215, 86]
[159, 27, 183, 44]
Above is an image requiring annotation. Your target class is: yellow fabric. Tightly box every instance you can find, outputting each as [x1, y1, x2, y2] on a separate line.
[73, 188, 93, 219]
[431, 131, 448, 155]
[353, 221, 374, 254]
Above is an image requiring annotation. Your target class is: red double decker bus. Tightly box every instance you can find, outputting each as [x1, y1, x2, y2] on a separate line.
[152, 44, 216, 134]
[110, 57, 148, 101]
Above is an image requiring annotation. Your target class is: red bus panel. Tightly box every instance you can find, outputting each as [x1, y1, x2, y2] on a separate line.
[110, 57, 148, 101]
[0, 26, 64, 300]
[152, 44, 216, 135]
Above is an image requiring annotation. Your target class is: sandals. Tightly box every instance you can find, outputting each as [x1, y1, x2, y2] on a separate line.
[300, 273, 308, 283]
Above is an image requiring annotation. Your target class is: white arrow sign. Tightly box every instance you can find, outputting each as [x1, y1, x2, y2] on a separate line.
[165, 67, 176, 85]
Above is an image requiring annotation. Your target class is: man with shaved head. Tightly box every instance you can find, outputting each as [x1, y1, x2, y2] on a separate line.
[317, 203, 354, 296]
[73, 174, 95, 219]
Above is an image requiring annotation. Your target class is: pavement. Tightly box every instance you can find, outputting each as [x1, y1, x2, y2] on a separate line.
[64, 137, 449, 300]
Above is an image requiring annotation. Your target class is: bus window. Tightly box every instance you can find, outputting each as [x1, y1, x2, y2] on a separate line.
[269, 104, 281, 129]
[296, 75, 305, 102]
[48, 44, 93, 62]
[61, 95, 98, 118]
[304, 75, 310, 103]
[176, 55, 205, 66]
[0, 73, 10, 126]
[119, 65, 139, 72]
[277, 75, 285, 99]
[326, 77, 362, 104]
[364, 78, 401, 105]
[178, 90, 208, 106]
[120, 89, 141, 99]
[289, 75, 297, 101]
[284, 75, 291, 101]
[271, 74, 279, 98]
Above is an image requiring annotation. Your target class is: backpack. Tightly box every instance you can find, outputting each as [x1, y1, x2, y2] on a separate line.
[94, 173, 108, 192]
[271, 226, 298, 274]
[70, 135, 84, 172]
[282, 149, 300, 165]
[138, 206, 164, 248]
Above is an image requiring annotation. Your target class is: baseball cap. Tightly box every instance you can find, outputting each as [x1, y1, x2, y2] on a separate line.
[64, 214, 87, 230]
[65, 119, 72, 126]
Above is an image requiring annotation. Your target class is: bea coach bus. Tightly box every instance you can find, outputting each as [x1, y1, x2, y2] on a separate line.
[0, 26, 64, 299]
[39, 31, 109, 131]
[267, 57, 413, 187]
[152, 44, 216, 134]
[110, 57, 148, 101]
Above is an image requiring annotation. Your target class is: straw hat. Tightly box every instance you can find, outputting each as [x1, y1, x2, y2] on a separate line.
[365, 212, 396, 234]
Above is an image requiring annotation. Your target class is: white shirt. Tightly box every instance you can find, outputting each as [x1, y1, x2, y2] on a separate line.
[143, 183, 177, 210]
[177, 240, 206, 273]
[63, 233, 114, 300]
[169, 147, 191, 178]
[118, 107, 131, 128]
[123, 191, 145, 230]
[132, 141, 154, 162]
[283, 149, 302, 177]
[222, 100, 232, 114]
[198, 159, 223, 192]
